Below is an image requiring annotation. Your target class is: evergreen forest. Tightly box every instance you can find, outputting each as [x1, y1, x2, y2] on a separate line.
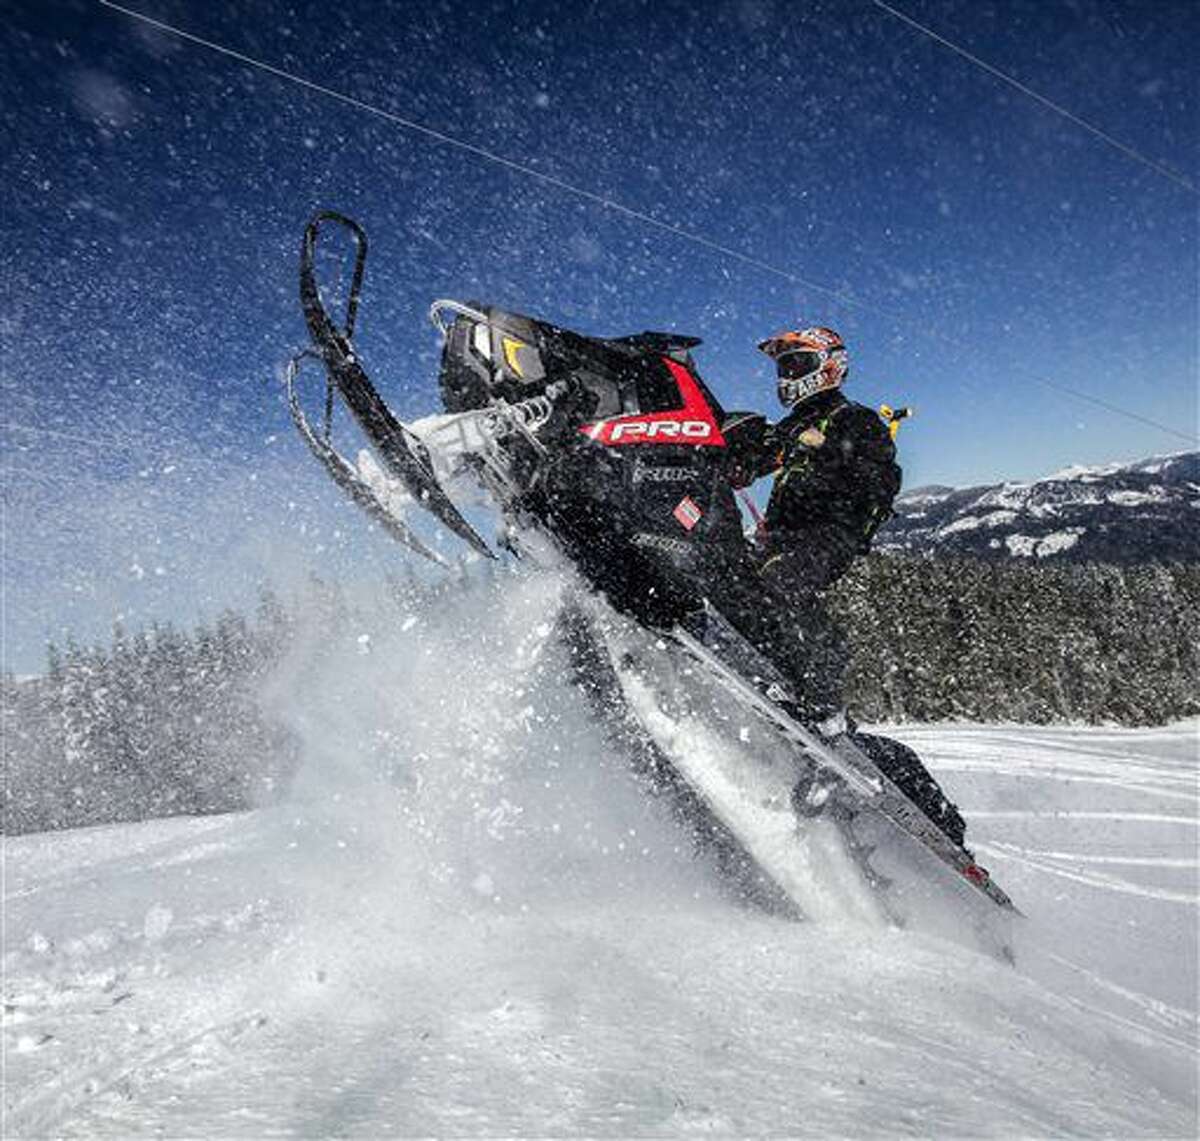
[5, 557, 1197, 835]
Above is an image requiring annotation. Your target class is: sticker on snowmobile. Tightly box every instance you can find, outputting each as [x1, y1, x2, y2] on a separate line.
[581, 358, 727, 447]
[611, 420, 714, 442]
[501, 336, 544, 381]
[632, 465, 694, 485]
[631, 532, 692, 558]
[673, 496, 703, 531]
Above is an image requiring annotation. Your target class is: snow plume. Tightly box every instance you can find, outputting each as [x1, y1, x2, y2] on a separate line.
[251, 563, 1005, 976]
[257, 565, 721, 928]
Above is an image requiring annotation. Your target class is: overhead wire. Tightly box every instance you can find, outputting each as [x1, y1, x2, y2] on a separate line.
[95, 1, 877, 316]
[4, 421, 165, 453]
[1019, 383, 1196, 444]
[870, 0, 1197, 195]
[93, 0, 1199, 447]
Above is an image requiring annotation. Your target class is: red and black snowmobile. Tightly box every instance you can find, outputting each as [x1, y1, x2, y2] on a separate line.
[283, 212, 1019, 953]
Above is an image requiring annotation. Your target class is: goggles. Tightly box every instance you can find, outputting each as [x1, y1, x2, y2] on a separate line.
[775, 348, 823, 381]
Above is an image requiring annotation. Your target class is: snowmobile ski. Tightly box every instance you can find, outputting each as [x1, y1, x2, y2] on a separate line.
[283, 349, 449, 566]
[296, 210, 494, 560]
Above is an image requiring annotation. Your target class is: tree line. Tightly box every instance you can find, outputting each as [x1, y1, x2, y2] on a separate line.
[4, 558, 1197, 835]
[830, 556, 1200, 726]
[1, 571, 461, 837]
[3, 591, 299, 836]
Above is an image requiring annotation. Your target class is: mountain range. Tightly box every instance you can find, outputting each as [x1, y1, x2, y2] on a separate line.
[877, 451, 1199, 563]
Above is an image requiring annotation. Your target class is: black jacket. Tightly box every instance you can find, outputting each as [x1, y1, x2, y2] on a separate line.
[729, 391, 901, 589]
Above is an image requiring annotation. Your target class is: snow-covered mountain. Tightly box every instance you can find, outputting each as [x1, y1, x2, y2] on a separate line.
[878, 452, 1200, 563]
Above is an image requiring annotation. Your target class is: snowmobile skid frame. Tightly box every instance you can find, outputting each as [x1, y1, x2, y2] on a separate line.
[282, 209, 1020, 933]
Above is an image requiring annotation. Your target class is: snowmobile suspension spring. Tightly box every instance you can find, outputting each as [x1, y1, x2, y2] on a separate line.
[480, 383, 567, 448]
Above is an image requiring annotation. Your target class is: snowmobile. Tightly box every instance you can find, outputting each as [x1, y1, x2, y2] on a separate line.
[282, 211, 1019, 950]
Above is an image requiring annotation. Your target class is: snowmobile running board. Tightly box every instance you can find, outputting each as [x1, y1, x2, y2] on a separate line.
[294, 210, 494, 562]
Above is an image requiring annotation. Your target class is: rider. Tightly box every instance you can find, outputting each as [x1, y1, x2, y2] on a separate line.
[750, 325, 899, 590]
[729, 326, 967, 843]
[721, 325, 900, 729]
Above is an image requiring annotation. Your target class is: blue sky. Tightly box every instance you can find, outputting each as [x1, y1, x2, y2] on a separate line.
[2, 0, 1197, 668]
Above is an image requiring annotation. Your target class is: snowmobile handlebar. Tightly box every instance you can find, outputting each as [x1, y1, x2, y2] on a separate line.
[429, 299, 489, 340]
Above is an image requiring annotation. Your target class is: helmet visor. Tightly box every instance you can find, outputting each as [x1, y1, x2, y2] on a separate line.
[776, 349, 822, 380]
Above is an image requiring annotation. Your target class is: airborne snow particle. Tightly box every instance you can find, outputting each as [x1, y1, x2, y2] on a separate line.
[69, 69, 135, 130]
[143, 905, 173, 942]
[472, 872, 495, 896]
[569, 234, 602, 266]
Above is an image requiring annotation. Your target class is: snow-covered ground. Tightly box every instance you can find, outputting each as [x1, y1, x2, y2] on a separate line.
[4, 578, 1197, 1137]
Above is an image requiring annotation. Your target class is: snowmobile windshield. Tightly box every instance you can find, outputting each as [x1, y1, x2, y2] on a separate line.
[634, 356, 689, 412]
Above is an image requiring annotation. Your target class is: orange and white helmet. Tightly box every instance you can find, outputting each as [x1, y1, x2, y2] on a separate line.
[758, 326, 849, 407]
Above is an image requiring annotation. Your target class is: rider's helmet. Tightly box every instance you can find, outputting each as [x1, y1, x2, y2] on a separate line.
[757, 326, 849, 408]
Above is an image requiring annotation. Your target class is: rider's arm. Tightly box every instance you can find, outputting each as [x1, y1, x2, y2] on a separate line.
[722, 412, 782, 488]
